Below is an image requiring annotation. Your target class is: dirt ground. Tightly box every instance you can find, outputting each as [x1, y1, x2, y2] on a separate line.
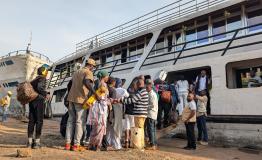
[0, 118, 261, 160]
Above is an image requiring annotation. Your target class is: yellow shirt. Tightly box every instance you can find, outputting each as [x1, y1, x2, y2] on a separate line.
[67, 67, 94, 104]
[1, 95, 11, 107]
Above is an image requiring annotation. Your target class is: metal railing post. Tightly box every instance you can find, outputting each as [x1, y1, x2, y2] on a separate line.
[196, 0, 198, 11]
[221, 30, 239, 56]
[157, 10, 159, 25]
[109, 60, 118, 76]
[173, 43, 186, 65]
[137, 18, 140, 32]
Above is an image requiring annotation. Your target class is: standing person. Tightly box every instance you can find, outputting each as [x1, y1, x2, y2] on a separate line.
[169, 80, 179, 111]
[107, 78, 129, 150]
[27, 66, 49, 149]
[65, 58, 96, 151]
[108, 77, 116, 99]
[120, 78, 149, 149]
[87, 70, 110, 151]
[182, 93, 197, 150]
[145, 79, 158, 150]
[195, 70, 211, 114]
[177, 75, 189, 116]
[121, 79, 126, 87]
[0, 91, 12, 122]
[157, 80, 172, 129]
[123, 78, 138, 148]
[106, 77, 117, 150]
[248, 70, 262, 88]
[196, 90, 208, 145]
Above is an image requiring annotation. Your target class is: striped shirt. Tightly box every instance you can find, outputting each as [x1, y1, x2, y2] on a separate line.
[122, 88, 149, 117]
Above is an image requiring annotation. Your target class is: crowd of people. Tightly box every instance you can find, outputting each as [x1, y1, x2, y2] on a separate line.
[0, 58, 211, 151]
[58, 58, 211, 151]
[0, 56, 261, 152]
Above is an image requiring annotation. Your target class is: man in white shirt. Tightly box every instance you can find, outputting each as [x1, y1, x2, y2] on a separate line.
[177, 75, 189, 116]
[145, 79, 158, 150]
[182, 93, 196, 150]
[195, 70, 211, 114]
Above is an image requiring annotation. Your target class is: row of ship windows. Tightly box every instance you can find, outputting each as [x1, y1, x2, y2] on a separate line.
[2, 81, 19, 88]
[151, 6, 262, 55]
[0, 60, 14, 67]
[98, 4, 262, 64]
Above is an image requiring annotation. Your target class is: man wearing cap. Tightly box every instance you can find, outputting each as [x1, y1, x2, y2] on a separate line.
[65, 58, 97, 151]
[1, 91, 12, 122]
[145, 79, 158, 150]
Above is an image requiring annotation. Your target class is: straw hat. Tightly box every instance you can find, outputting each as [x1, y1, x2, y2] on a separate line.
[87, 58, 96, 67]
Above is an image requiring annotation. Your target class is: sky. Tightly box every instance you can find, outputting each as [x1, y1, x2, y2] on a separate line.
[0, 0, 175, 62]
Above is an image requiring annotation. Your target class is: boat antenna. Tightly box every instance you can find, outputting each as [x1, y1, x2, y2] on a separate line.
[26, 31, 32, 54]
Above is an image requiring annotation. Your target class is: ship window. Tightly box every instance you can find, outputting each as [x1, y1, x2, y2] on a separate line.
[8, 81, 19, 87]
[121, 49, 127, 63]
[197, 25, 208, 44]
[175, 33, 183, 51]
[227, 15, 242, 37]
[137, 43, 144, 55]
[5, 60, 14, 65]
[106, 53, 113, 64]
[155, 37, 164, 54]
[226, 58, 262, 89]
[185, 29, 196, 48]
[114, 51, 121, 63]
[101, 55, 106, 67]
[167, 35, 173, 52]
[213, 20, 226, 41]
[247, 8, 262, 32]
[129, 46, 137, 61]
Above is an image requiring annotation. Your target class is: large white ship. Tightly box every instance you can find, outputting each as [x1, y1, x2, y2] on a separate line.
[47, 0, 262, 147]
[0, 49, 52, 115]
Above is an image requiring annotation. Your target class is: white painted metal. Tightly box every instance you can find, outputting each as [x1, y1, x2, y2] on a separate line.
[132, 30, 162, 72]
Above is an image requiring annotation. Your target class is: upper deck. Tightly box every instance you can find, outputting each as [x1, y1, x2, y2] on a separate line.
[56, 0, 235, 64]
[48, 0, 262, 89]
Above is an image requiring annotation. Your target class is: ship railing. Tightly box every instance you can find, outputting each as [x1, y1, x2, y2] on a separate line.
[0, 50, 52, 63]
[48, 23, 262, 89]
[71, 0, 227, 57]
[140, 23, 262, 68]
[47, 53, 141, 88]
[55, 52, 77, 64]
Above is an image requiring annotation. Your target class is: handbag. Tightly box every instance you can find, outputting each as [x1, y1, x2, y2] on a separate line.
[169, 107, 178, 124]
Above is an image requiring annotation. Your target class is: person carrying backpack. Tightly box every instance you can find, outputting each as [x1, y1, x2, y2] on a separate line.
[27, 66, 50, 149]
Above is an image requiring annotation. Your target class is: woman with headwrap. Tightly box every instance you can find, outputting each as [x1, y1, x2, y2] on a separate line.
[87, 70, 110, 151]
[27, 66, 50, 149]
[107, 78, 129, 150]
